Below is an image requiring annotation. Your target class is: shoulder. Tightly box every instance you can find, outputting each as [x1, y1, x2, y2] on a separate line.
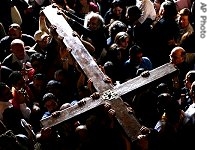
[25, 49, 37, 56]
[142, 57, 151, 62]
[124, 59, 131, 65]
[185, 103, 195, 117]
[22, 34, 34, 39]
[2, 54, 13, 62]
[0, 36, 10, 42]
[21, 34, 35, 44]
[26, 49, 37, 53]
[0, 36, 11, 46]
[187, 24, 194, 32]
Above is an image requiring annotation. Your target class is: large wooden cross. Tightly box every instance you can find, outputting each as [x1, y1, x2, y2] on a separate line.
[40, 5, 178, 143]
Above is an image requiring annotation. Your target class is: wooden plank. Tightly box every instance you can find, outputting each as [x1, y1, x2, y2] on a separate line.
[42, 5, 113, 93]
[40, 62, 178, 141]
[41, 5, 178, 142]
[112, 63, 178, 96]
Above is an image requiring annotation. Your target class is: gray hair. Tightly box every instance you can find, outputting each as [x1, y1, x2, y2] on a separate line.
[84, 12, 104, 29]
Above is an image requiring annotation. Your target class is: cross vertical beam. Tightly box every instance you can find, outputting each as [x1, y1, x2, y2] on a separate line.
[41, 5, 178, 142]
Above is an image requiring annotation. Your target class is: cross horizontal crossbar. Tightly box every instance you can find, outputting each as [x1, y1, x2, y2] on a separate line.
[40, 5, 178, 142]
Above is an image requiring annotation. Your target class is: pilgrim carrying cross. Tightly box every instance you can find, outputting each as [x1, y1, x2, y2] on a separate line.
[40, 5, 178, 142]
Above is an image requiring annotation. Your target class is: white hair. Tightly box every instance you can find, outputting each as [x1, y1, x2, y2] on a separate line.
[83, 11, 104, 29]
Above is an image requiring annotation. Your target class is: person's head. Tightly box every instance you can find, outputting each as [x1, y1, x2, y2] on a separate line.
[103, 61, 114, 80]
[153, 0, 165, 15]
[32, 73, 47, 91]
[184, 70, 195, 89]
[75, 124, 88, 140]
[10, 39, 25, 60]
[0, 82, 13, 102]
[8, 23, 22, 39]
[2, 107, 24, 134]
[46, 80, 62, 96]
[54, 69, 74, 88]
[108, 20, 127, 40]
[157, 92, 181, 123]
[111, 0, 124, 17]
[30, 52, 45, 73]
[54, 69, 67, 83]
[178, 8, 192, 29]
[84, 12, 104, 31]
[157, 92, 172, 115]
[169, 46, 186, 65]
[129, 45, 143, 64]
[114, 31, 129, 49]
[126, 5, 142, 24]
[42, 92, 59, 112]
[159, 0, 177, 18]
[156, 82, 170, 95]
[8, 71, 25, 90]
[34, 30, 50, 49]
[74, 0, 90, 12]
[15, 134, 31, 150]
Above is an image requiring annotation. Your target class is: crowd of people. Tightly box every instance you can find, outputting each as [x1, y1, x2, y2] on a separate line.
[0, 0, 195, 150]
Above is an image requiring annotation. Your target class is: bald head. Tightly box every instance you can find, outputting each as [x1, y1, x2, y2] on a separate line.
[10, 39, 25, 60]
[170, 46, 186, 65]
[11, 39, 24, 47]
[170, 46, 185, 55]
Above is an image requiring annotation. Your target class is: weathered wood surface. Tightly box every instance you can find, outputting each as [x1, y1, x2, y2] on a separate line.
[112, 63, 178, 96]
[42, 5, 113, 93]
[40, 5, 178, 142]
[41, 63, 177, 128]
